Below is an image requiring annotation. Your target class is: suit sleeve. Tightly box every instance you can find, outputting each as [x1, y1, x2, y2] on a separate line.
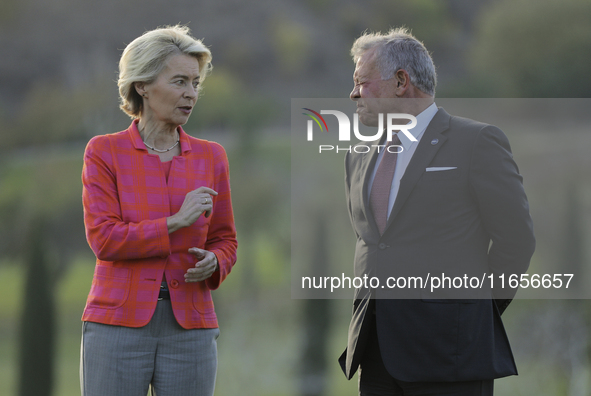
[204, 143, 238, 290]
[82, 136, 171, 262]
[469, 125, 535, 302]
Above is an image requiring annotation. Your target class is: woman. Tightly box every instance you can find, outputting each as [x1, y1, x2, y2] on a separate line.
[80, 25, 237, 396]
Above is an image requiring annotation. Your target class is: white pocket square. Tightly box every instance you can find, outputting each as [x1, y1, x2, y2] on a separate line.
[425, 167, 457, 172]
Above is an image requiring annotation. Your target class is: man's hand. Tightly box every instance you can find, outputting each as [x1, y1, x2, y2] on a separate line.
[185, 247, 219, 282]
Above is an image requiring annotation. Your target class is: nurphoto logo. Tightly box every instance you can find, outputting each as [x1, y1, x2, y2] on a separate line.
[302, 108, 417, 153]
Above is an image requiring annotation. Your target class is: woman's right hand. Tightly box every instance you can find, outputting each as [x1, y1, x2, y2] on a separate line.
[167, 187, 218, 233]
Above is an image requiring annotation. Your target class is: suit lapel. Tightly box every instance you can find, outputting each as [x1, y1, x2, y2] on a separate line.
[359, 141, 382, 236]
[384, 108, 451, 230]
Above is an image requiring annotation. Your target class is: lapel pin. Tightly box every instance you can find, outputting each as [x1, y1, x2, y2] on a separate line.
[431, 138, 439, 145]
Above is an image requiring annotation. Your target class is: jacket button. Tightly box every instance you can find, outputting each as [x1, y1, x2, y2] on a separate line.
[379, 243, 387, 250]
[170, 279, 179, 288]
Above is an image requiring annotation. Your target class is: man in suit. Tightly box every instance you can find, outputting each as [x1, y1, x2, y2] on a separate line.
[338, 28, 536, 396]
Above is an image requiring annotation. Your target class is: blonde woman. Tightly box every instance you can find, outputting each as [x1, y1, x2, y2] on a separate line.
[80, 25, 237, 396]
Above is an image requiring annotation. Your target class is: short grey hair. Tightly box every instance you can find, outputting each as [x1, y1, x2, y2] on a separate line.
[118, 25, 212, 118]
[351, 27, 437, 96]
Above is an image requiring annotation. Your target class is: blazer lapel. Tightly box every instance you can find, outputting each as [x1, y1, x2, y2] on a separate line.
[359, 141, 382, 236]
[384, 108, 451, 230]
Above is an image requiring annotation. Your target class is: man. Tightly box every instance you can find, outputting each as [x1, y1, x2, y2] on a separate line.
[338, 28, 535, 396]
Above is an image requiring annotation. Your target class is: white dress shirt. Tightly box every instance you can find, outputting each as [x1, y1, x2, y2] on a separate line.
[367, 102, 439, 219]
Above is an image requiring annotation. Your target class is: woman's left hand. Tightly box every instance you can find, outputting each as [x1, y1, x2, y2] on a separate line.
[185, 247, 219, 282]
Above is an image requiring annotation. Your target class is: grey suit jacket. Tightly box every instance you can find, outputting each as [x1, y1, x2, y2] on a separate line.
[339, 107, 535, 382]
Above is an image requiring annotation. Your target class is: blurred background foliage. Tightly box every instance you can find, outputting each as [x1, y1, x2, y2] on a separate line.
[469, 0, 591, 97]
[0, 0, 590, 395]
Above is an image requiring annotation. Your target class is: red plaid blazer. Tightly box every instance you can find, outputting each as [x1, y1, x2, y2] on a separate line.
[81, 120, 237, 329]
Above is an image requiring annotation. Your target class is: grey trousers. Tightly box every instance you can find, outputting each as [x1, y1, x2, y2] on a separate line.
[80, 299, 219, 396]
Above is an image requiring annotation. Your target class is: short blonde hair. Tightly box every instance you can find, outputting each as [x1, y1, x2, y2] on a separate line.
[118, 25, 212, 118]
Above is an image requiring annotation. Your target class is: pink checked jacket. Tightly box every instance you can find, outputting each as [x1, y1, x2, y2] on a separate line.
[81, 120, 237, 329]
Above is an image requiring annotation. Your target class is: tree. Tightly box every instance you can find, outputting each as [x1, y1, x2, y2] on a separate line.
[469, 0, 591, 97]
[18, 217, 55, 396]
[299, 215, 332, 396]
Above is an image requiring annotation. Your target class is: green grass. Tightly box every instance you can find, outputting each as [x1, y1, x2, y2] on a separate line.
[0, 262, 25, 396]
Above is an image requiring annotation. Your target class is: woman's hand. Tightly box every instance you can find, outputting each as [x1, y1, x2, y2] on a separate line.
[167, 187, 217, 233]
[185, 247, 219, 282]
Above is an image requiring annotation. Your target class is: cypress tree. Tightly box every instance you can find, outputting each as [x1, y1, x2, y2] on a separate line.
[18, 219, 55, 396]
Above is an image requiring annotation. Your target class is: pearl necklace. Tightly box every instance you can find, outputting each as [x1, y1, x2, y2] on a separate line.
[142, 131, 180, 153]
